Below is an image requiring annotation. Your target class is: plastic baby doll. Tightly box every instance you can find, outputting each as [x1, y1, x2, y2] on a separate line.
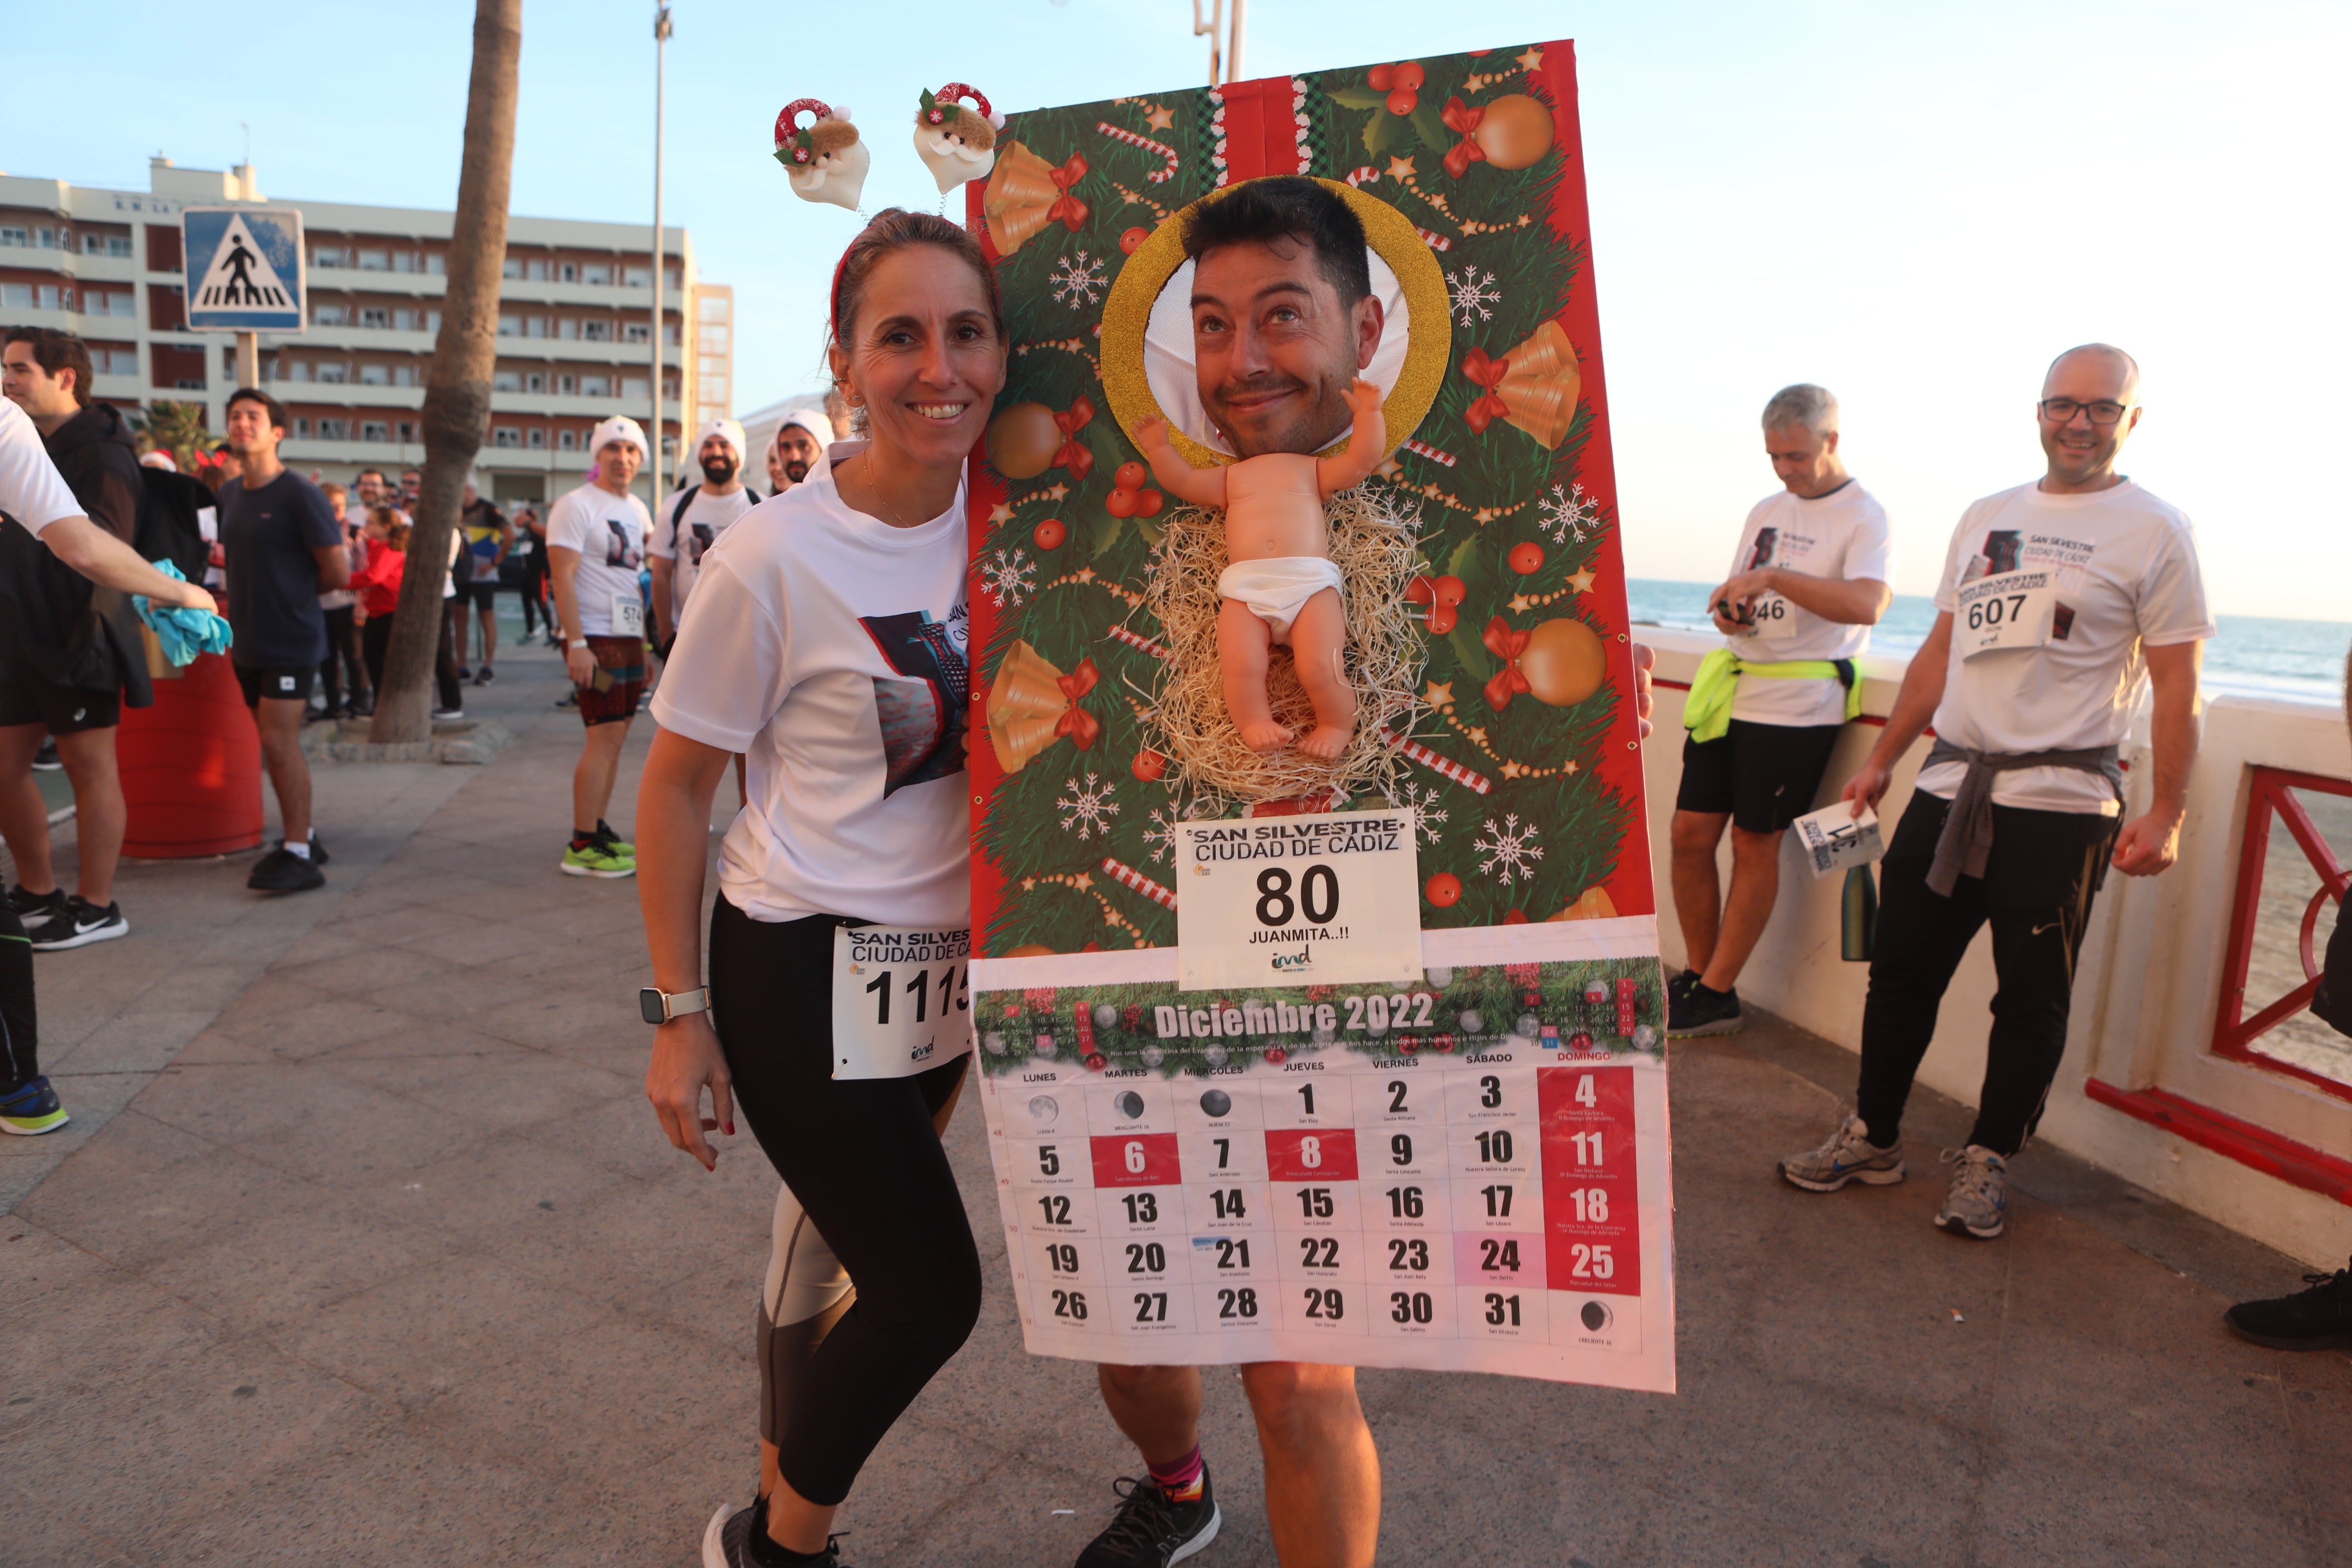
[1137, 378, 1384, 758]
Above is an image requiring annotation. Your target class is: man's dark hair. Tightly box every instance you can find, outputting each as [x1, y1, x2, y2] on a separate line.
[3, 327, 95, 408]
[1181, 177, 1370, 306]
[227, 386, 290, 430]
[356, 466, 387, 484]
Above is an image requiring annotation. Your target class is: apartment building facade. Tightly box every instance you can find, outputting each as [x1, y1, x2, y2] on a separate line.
[0, 157, 730, 507]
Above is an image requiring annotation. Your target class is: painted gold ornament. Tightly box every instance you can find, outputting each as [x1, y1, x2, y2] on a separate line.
[986, 401, 1062, 479]
[914, 82, 1003, 195]
[775, 100, 868, 211]
[1515, 616, 1606, 708]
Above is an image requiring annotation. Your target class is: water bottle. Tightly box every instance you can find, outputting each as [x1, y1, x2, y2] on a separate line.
[1841, 863, 1877, 962]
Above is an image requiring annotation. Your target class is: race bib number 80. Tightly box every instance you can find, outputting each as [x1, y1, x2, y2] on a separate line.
[1953, 568, 2057, 659]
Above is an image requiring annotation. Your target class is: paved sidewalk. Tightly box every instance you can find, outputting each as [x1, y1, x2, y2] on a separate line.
[3, 635, 2347, 1567]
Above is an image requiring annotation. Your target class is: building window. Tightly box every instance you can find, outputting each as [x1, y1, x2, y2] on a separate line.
[37, 227, 62, 249]
[358, 250, 389, 271]
[525, 316, 547, 338]
[397, 422, 416, 443]
[493, 370, 522, 393]
[624, 321, 651, 344]
[101, 348, 138, 376]
[425, 254, 445, 276]
[581, 374, 610, 398]
[502, 258, 523, 279]
[583, 263, 611, 286]
[0, 226, 25, 247]
[623, 266, 651, 288]
[108, 235, 132, 258]
[557, 318, 580, 341]
[526, 260, 547, 281]
[360, 365, 389, 386]
[493, 427, 522, 448]
[556, 374, 577, 395]
[393, 308, 419, 331]
[497, 315, 518, 337]
[286, 360, 311, 383]
[319, 418, 349, 440]
[393, 252, 415, 274]
[317, 362, 348, 384]
[527, 428, 546, 449]
[621, 376, 650, 400]
[30, 284, 71, 311]
[557, 428, 578, 452]
[361, 421, 390, 442]
[314, 302, 348, 326]
[360, 307, 390, 329]
[0, 283, 27, 308]
[393, 365, 417, 388]
[314, 246, 347, 268]
[582, 320, 611, 342]
[558, 262, 577, 283]
[294, 417, 311, 438]
[426, 311, 442, 331]
[525, 373, 545, 393]
[175, 378, 204, 390]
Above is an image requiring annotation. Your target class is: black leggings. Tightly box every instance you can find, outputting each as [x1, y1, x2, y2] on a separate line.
[319, 604, 366, 710]
[1857, 790, 2118, 1156]
[0, 906, 35, 1092]
[708, 897, 980, 1507]
[360, 613, 463, 713]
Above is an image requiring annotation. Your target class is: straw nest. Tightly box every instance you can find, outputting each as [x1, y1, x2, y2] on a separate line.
[1135, 486, 1426, 810]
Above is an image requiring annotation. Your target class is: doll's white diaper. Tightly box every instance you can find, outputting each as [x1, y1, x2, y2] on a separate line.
[1217, 557, 1345, 644]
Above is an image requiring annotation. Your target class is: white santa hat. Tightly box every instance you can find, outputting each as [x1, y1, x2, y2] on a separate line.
[693, 417, 749, 462]
[776, 408, 835, 450]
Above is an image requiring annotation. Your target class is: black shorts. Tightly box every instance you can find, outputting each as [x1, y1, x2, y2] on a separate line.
[236, 664, 316, 707]
[455, 580, 500, 611]
[1677, 718, 1844, 834]
[0, 658, 119, 733]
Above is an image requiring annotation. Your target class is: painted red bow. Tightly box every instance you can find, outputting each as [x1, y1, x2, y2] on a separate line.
[1056, 656, 1102, 749]
[1051, 395, 1096, 482]
[1440, 97, 1486, 179]
[1461, 348, 1513, 436]
[1482, 616, 1532, 711]
[1047, 152, 1091, 229]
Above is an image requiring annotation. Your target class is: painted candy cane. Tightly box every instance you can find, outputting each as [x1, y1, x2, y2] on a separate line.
[1095, 120, 1180, 183]
[1102, 857, 1178, 910]
[1379, 727, 1493, 795]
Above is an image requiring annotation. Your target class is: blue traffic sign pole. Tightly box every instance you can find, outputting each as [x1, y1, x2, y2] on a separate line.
[182, 207, 307, 396]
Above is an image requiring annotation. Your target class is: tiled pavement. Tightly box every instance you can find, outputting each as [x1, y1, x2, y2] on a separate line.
[3, 636, 2348, 1566]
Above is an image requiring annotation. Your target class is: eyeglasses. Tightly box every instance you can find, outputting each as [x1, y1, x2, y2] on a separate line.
[2039, 397, 2131, 426]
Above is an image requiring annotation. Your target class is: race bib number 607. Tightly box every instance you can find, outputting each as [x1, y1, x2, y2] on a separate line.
[1953, 568, 2057, 659]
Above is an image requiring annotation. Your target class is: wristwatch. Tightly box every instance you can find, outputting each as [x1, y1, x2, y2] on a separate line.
[567, 638, 590, 650]
[640, 986, 710, 1025]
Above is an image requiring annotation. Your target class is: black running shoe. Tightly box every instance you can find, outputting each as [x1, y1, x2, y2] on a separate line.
[701, 1494, 846, 1567]
[247, 845, 326, 893]
[26, 896, 128, 951]
[30, 739, 61, 772]
[474, 665, 495, 687]
[2225, 1259, 2352, 1351]
[4, 885, 67, 922]
[1667, 981, 1743, 1038]
[1074, 1468, 1221, 1568]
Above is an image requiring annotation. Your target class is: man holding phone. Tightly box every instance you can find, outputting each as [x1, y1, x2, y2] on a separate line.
[1669, 384, 1892, 1038]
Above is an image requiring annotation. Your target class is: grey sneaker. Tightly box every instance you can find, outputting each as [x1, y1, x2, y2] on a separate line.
[703, 1495, 844, 1567]
[1936, 1145, 2007, 1239]
[1779, 1113, 1905, 1192]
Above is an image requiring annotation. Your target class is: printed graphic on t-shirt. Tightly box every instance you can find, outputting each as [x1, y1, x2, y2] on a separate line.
[1745, 527, 1778, 572]
[605, 518, 643, 570]
[861, 609, 970, 797]
[689, 521, 717, 565]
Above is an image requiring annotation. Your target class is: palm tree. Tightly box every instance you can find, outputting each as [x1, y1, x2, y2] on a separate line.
[370, 0, 522, 743]
[131, 399, 210, 473]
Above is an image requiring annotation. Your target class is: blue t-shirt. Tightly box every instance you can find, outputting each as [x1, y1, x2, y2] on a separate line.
[219, 469, 341, 668]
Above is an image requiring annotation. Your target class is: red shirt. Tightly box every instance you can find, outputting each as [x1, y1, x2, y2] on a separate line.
[352, 537, 408, 618]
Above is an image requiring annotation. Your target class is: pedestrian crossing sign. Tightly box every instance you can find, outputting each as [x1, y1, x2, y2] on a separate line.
[182, 208, 306, 331]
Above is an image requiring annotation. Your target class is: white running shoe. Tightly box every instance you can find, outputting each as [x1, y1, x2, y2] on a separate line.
[1936, 1145, 2008, 1239]
[1778, 1112, 1906, 1192]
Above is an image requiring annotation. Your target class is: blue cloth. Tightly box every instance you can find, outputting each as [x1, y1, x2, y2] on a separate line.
[132, 560, 233, 667]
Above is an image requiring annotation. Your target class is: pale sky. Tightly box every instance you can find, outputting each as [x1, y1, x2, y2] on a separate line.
[7, 1, 2346, 618]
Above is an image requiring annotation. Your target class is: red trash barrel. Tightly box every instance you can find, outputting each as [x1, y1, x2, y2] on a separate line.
[117, 651, 263, 858]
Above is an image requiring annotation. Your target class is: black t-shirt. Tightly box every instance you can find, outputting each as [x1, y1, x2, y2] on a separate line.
[220, 469, 341, 668]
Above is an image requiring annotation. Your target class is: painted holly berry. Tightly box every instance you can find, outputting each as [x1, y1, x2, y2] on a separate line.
[1120, 227, 1148, 254]
[1132, 488, 1163, 517]
[1265, 1046, 1288, 1064]
[1405, 574, 1436, 605]
[1114, 461, 1147, 491]
[1105, 488, 1135, 518]
[1034, 517, 1066, 550]
[1084, 1052, 1107, 1071]
[1426, 602, 1459, 636]
[1509, 542, 1544, 574]
[1425, 872, 1463, 907]
[1433, 575, 1467, 606]
[1132, 748, 1168, 781]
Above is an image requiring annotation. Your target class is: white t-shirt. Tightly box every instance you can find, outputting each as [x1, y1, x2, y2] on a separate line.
[0, 398, 80, 535]
[649, 482, 760, 628]
[650, 444, 971, 928]
[1721, 481, 1893, 726]
[1915, 479, 2211, 814]
[546, 481, 651, 636]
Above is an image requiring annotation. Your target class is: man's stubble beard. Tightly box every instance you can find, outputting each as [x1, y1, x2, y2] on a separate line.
[1207, 365, 1357, 459]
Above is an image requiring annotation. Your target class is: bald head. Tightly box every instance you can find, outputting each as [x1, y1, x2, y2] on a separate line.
[2043, 343, 2140, 403]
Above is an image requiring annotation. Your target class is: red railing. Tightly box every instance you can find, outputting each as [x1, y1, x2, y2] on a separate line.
[2211, 766, 2352, 1103]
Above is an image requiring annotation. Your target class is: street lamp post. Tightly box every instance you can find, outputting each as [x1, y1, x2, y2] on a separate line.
[1189, 0, 1247, 85]
[651, 3, 672, 504]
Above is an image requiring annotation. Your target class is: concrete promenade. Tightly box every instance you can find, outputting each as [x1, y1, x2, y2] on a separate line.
[3, 635, 2347, 1567]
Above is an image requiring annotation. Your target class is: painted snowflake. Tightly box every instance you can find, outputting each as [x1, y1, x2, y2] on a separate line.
[978, 547, 1036, 610]
[1049, 251, 1107, 310]
[1142, 806, 1181, 865]
[1536, 481, 1603, 545]
[1056, 772, 1120, 839]
[1473, 813, 1543, 885]
[1387, 779, 1448, 847]
[1445, 264, 1502, 329]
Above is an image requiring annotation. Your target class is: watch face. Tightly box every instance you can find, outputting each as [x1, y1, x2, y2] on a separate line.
[639, 987, 667, 1025]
